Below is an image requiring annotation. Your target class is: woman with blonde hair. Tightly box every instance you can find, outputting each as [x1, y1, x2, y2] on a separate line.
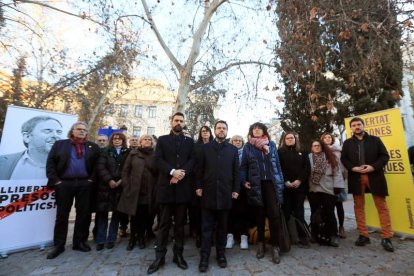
[118, 134, 157, 250]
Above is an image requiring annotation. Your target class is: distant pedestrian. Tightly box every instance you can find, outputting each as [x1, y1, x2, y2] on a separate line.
[341, 117, 394, 252]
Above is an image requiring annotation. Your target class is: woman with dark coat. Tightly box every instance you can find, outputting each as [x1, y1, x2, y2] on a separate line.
[190, 126, 213, 248]
[95, 132, 130, 251]
[118, 134, 156, 250]
[278, 132, 311, 247]
[240, 122, 284, 264]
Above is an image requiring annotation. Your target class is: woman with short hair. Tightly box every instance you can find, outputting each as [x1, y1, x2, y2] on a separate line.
[240, 122, 284, 264]
[118, 134, 157, 250]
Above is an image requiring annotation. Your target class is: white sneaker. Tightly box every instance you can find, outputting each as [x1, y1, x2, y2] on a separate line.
[240, 235, 248, 250]
[225, 233, 234, 249]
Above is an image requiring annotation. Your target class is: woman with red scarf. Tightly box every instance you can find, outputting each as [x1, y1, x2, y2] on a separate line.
[240, 122, 284, 264]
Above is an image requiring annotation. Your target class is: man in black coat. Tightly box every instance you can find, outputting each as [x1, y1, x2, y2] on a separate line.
[341, 117, 394, 252]
[45, 121, 100, 259]
[147, 112, 195, 274]
[196, 120, 240, 273]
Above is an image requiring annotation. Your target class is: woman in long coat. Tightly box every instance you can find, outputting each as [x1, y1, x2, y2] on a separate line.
[118, 134, 156, 250]
[96, 132, 130, 250]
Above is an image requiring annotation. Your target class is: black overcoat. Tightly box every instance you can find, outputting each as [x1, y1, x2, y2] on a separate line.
[155, 133, 195, 204]
[197, 140, 240, 210]
[46, 139, 100, 188]
[341, 133, 389, 196]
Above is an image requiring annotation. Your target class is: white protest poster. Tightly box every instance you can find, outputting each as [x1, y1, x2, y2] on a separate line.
[0, 105, 78, 255]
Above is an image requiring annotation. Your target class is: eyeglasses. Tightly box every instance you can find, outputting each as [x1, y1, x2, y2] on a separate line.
[74, 128, 87, 132]
[201, 130, 209, 133]
[233, 139, 242, 142]
[97, 139, 107, 142]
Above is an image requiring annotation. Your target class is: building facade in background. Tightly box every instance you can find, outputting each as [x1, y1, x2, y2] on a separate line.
[102, 79, 177, 138]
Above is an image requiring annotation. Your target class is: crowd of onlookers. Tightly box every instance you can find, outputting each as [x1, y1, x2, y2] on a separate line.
[45, 114, 395, 274]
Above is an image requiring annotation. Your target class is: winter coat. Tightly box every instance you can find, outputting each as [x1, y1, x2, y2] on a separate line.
[240, 141, 284, 206]
[341, 133, 389, 196]
[96, 146, 130, 212]
[308, 153, 345, 196]
[117, 148, 157, 216]
[154, 133, 195, 204]
[278, 147, 310, 193]
[197, 140, 240, 210]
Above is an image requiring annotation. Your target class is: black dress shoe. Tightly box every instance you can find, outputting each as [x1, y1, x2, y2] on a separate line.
[173, 254, 188, 269]
[138, 237, 146, 249]
[127, 238, 136, 251]
[46, 246, 65, 259]
[96, 244, 104, 251]
[73, 242, 91, 252]
[147, 257, 165, 274]
[216, 254, 227, 268]
[199, 257, 209, 273]
[381, 238, 394, 252]
[355, 235, 370, 246]
[106, 242, 115, 249]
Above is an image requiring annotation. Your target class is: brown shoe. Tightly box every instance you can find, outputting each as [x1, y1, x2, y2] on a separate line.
[256, 242, 266, 259]
[338, 226, 346, 239]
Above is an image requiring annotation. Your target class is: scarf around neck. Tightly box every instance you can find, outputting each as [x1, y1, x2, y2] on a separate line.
[249, 136, 269, 152]
[70, 138, 86, 159]
[310, 153, 328, 185]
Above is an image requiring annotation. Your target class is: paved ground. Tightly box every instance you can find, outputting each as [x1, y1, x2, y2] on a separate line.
[2, 199, 414, 276]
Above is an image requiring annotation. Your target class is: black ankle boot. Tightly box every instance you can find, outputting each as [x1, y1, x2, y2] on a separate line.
[127, 237, 136, 251]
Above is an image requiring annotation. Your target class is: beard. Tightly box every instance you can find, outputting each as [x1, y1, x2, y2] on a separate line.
[173, 125, 183, 133]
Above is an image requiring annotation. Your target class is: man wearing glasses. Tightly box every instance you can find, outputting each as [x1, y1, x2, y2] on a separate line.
[45, 121, 100, 259]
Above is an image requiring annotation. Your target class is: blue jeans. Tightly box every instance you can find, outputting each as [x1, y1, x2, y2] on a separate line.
[96, 211, 120, 244]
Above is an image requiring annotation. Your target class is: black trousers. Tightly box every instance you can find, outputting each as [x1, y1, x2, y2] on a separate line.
[130, 204, 150, 238]
[118, 212, 129, 231]
[256, 181, 281, 246]
[200, 208, 229, 258]
[228, 188, 250, 237]
[283, 189, 307, 238]
[308, 192, 338, 238]
[53, 179, 93, 246]
[155, 203, 187, 258]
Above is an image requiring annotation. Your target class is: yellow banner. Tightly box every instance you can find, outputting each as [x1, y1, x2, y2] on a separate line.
[344, 108, 414, 237]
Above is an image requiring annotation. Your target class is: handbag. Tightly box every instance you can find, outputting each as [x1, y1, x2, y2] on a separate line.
[278, 206, 291, 253]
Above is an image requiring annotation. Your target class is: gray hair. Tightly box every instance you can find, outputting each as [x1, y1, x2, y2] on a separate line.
[68, 121, 88, 138]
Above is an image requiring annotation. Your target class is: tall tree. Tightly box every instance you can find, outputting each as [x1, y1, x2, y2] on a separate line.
[274, 0, 404, 147]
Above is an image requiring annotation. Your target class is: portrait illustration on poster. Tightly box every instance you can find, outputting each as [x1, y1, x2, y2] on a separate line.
[0, 105, 78, 256]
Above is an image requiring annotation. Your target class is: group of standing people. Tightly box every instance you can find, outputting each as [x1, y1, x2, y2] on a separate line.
[45, 114, 395, 274]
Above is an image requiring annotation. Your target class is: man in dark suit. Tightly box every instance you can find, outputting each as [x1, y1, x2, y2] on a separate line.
[147, 112, 195, 274]
[45, 121, 100, 259]
[195, 120, 240, 272]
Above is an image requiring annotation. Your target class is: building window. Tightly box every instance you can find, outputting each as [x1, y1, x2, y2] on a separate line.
[103, 104, 114, 115]
[134, 105, 143, 118]
[147, 127, 155, 135]
[133, 126, 141, 137]
[148, 106, 157, 118]
[119, 104, 128, 117]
